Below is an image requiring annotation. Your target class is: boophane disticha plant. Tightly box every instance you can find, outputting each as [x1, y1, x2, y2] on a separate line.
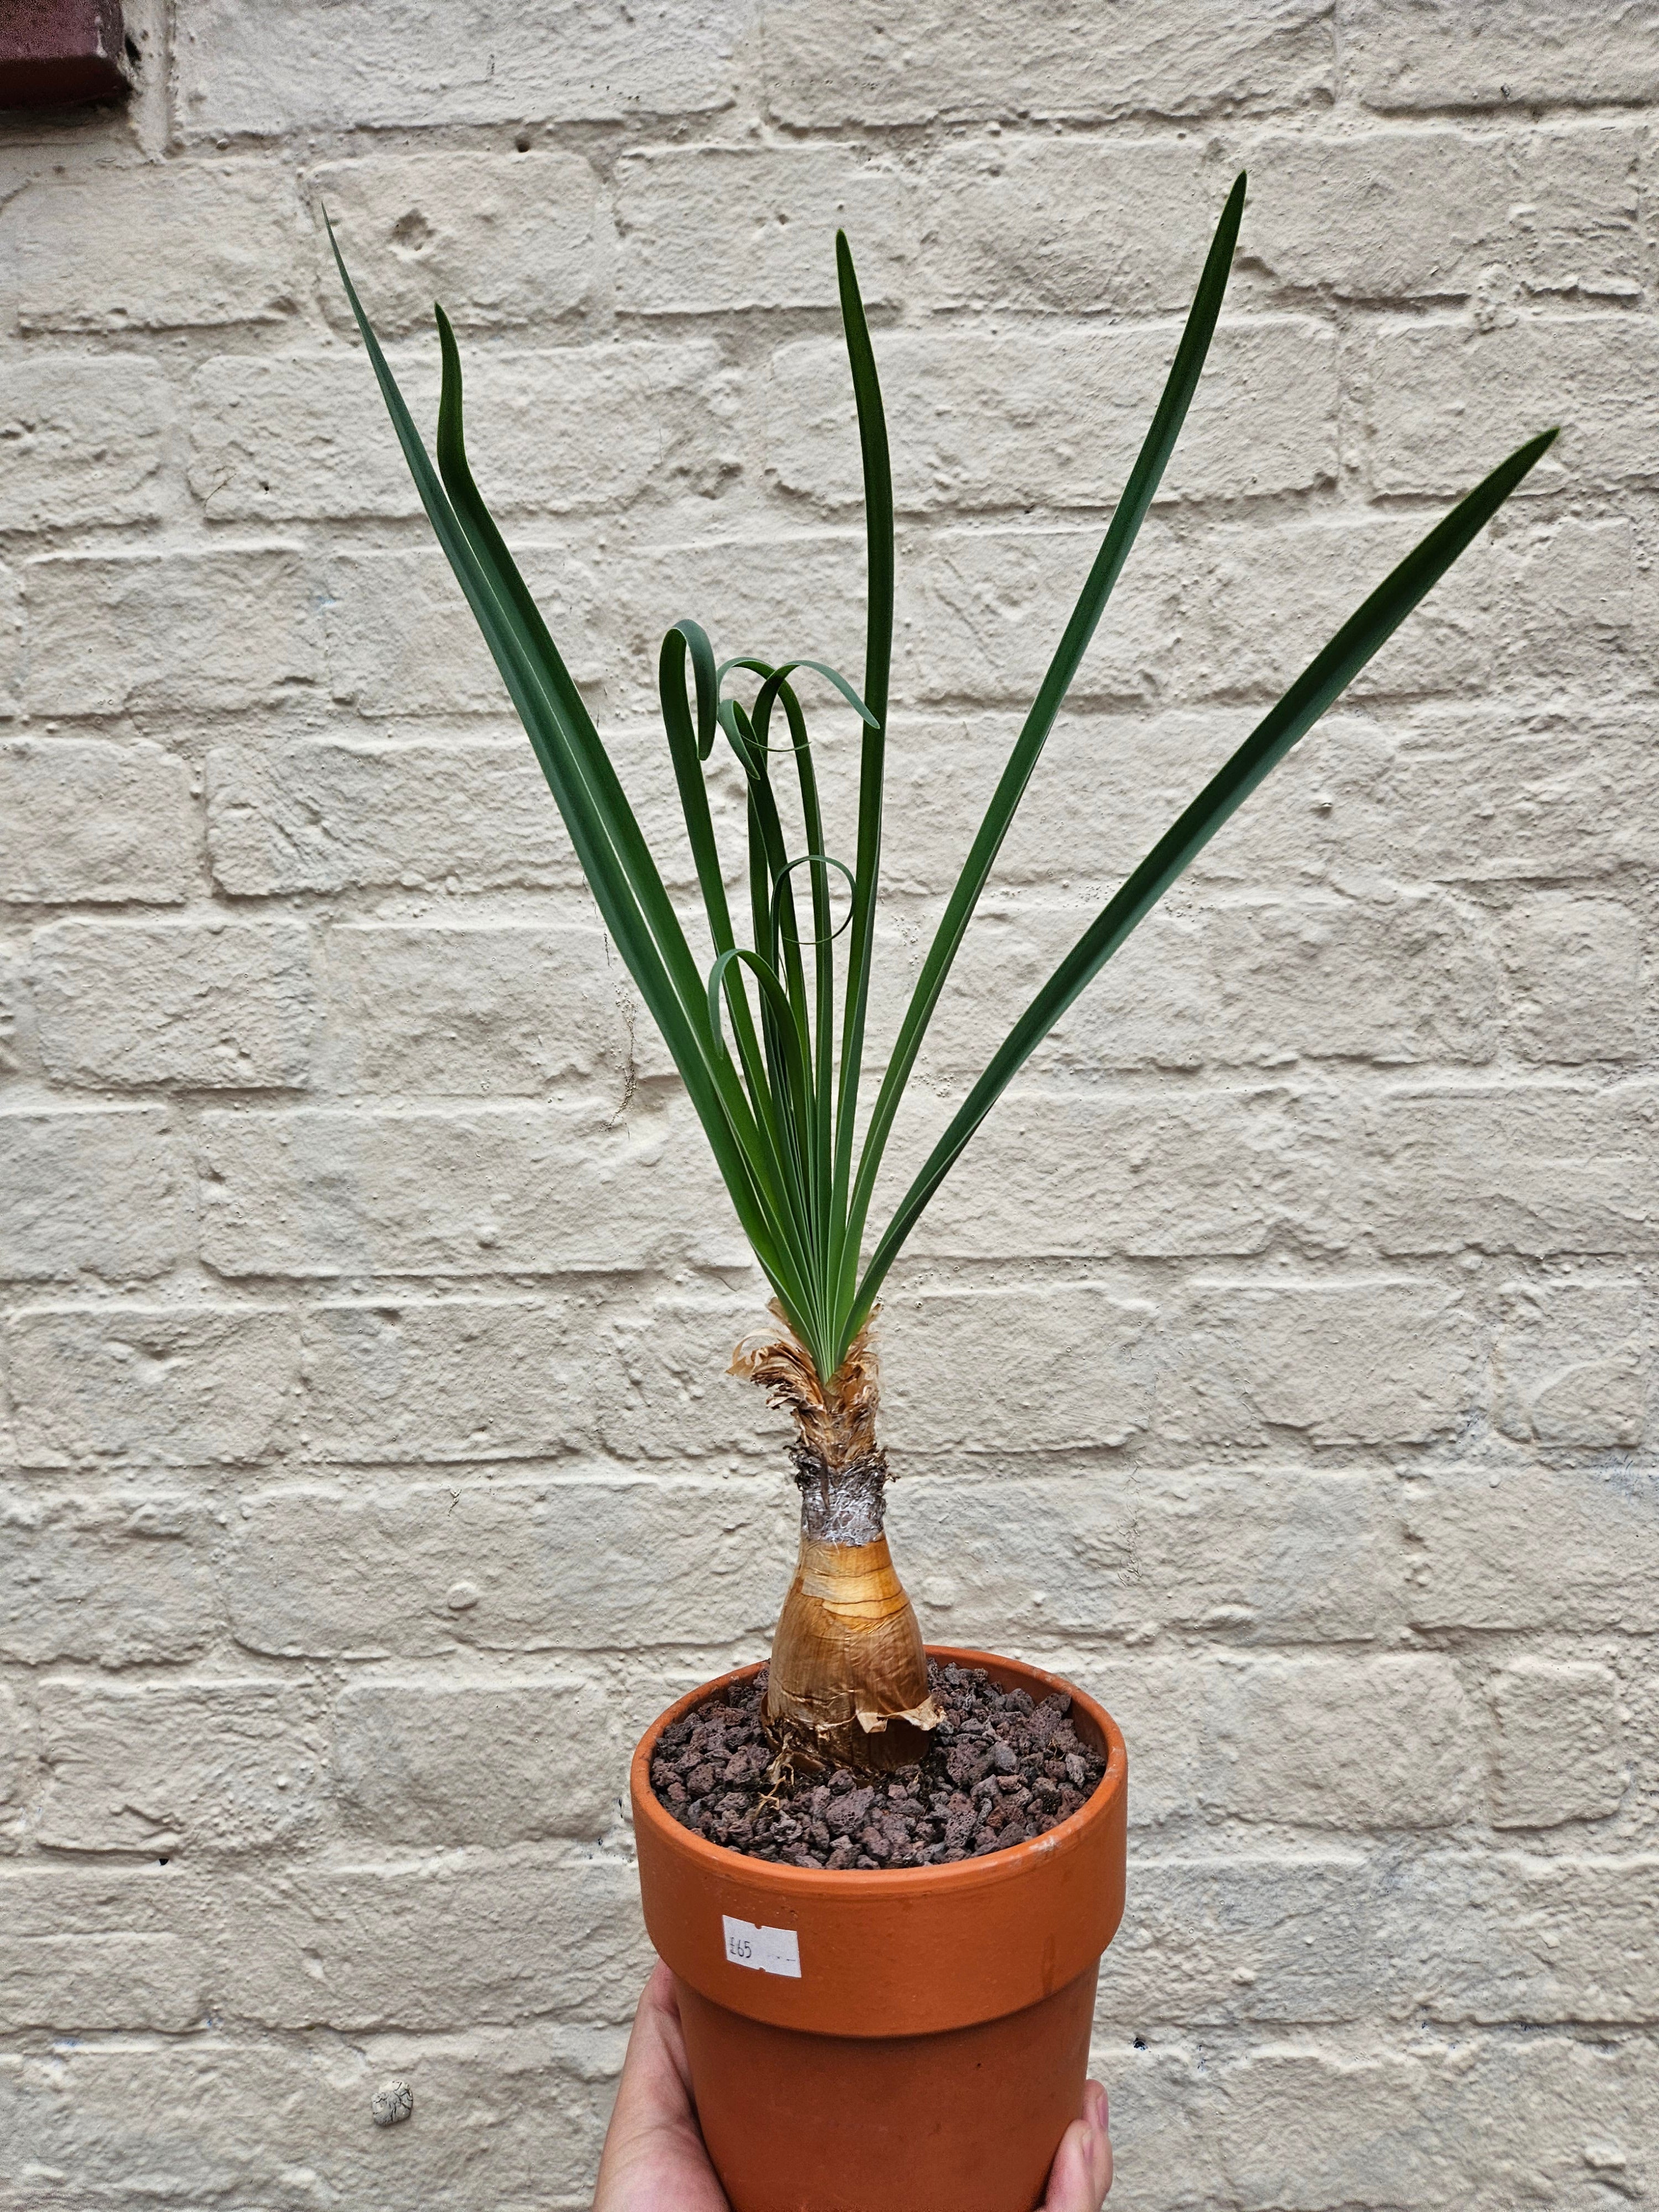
[330, 176, 1552, 1784]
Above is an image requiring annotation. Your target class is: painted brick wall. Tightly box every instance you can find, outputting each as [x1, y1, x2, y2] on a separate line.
[2, 3, 1656, 2204]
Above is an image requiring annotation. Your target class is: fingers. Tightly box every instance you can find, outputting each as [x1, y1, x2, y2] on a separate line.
[592, 1962, 731, 2212]
[1040, 2081, 1113, 2212]
[638, 1959, 693, 2081]
[618, 1960, 695, 2116]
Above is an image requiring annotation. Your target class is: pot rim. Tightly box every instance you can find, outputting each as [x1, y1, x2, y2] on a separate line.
[630, 1642, 1126, 1900]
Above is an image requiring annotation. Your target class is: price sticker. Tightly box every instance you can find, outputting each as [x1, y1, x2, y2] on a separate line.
[722, 1914, 801, 1978]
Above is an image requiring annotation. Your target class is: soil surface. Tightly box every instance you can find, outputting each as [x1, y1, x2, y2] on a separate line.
[650, 1661, 1107, 1869]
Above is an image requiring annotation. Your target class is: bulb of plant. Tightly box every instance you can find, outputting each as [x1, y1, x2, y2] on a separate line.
[329, 174, 1553, 1780]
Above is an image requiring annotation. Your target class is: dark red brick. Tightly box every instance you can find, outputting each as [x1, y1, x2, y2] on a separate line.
[0, 0, 129, 107]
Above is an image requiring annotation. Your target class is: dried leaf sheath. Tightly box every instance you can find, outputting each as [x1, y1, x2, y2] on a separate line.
[734, 1310, 942, 1771]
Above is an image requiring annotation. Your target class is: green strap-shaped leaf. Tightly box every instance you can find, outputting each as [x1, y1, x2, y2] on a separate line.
[325, 217, 823, 1339]
[842, 424, 1561, 1355]
[839, 173, 1249, 1301]
[720, 656, 878, 742]
[659, 623, 810, 1240]
[827, 229, 896, 1326]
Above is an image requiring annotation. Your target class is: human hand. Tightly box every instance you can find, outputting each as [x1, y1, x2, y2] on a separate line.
[592, 1961, 730, 2211]
[1041, 2077, 1114, 2211]
[593, 1961, 1113, 2211]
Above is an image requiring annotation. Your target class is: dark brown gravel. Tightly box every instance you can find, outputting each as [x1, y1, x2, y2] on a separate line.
[649, 1661, 1107, 1870]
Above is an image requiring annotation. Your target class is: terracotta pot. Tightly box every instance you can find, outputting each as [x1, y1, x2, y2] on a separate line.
[631, 1644, 1128, 2212]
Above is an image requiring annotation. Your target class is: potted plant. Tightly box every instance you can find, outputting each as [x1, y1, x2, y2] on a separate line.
[327, 175, 1551, 2212]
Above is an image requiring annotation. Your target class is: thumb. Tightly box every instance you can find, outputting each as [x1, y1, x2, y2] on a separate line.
[1041, 2080, 1113, 2210]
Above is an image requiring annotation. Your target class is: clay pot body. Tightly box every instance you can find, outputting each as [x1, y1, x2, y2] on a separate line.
[630, 1645, 1128, 2212]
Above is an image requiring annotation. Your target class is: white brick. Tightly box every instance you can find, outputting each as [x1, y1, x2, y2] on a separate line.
[316, 921, 629, 1098]
[197, 1099, 741, 1280]
[895, 508, 1630, 727]
[206, 738, 582, 898]
[227, 1477, 792, 1658]
[0, 1492, 213, 1666]
[1347, 0, 1659, 111]
[764, 0, 1335, 126]
[889, 903, 1224, 1079]
[1147, 512, 1632, 715]
[907, 1086, 1344, 1262]
[1494, 1280, 1646, 1449]
[899, 1469, 1401, 1647]
[1088, 2044, 1227, 2206]
[898, 529, 1183, 710]
[592, 1291, 777, 1464]
[1383, 1853, 1659, 2024]
[1247, 126, 1644, 301]
[0, 1857, 642, 2033]
[1211, 2046, 1451, 2211]
[1208, 705, 1659, 893]
[1183, 515, 1631, 706]
[32, 921, 316, 1090]
[1483, 517, 1640, 691]
[26, 550, 321, 718]
[1206, 1656, 1480, 1829]
[0, 562, 18, 717]
[0, 2030, 621, 2205]
[321, 547, 605, 715]
[0, 1921, 208, 2032]
[1186, 893, 1499, 1066]
[607, 529, 865, 711]
[1160, 1279, 1481, 1448]
[1214, 2035, 1659, 2210]
[1181, 514, 1495, 706]
[335, 1678, 618, 1844]
[1060, 1656, 1206, 1832]
[34, 1681, 326, 1855]
[1103, 1855, 1371, 2026]
[910, 891, 1499, 1080]
[300, 1300, 587, 1463]
[312, 149, 598, 333]
[189, 344, 738, 521]
[1501, 894, 1646, 1065]
[0, 357, 170, 526]
[619, 145, 916, 313]
[220, 1856, 648, 2028]
[0, 739, 191, 905]
[1488, 1661, 1624, 1829]
[879, 1286, 1156, 1454]
[920, 113, 1639, 330]
[10, 163, 302, 330]
[0, 1684, 23, 1818]
[1365, 317, 1659, 500]
[1403, 1465, 1659, 1635]
[0, 948, 23, 1079]
[920, 140, 1215, 315]
[174, 0, 748, 134]
[1365, 1082, 1659, 1259]
[5, 1306, 298, 1467]
[0, 1109, 178, 1282]
[767, 320, 1338, 514]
